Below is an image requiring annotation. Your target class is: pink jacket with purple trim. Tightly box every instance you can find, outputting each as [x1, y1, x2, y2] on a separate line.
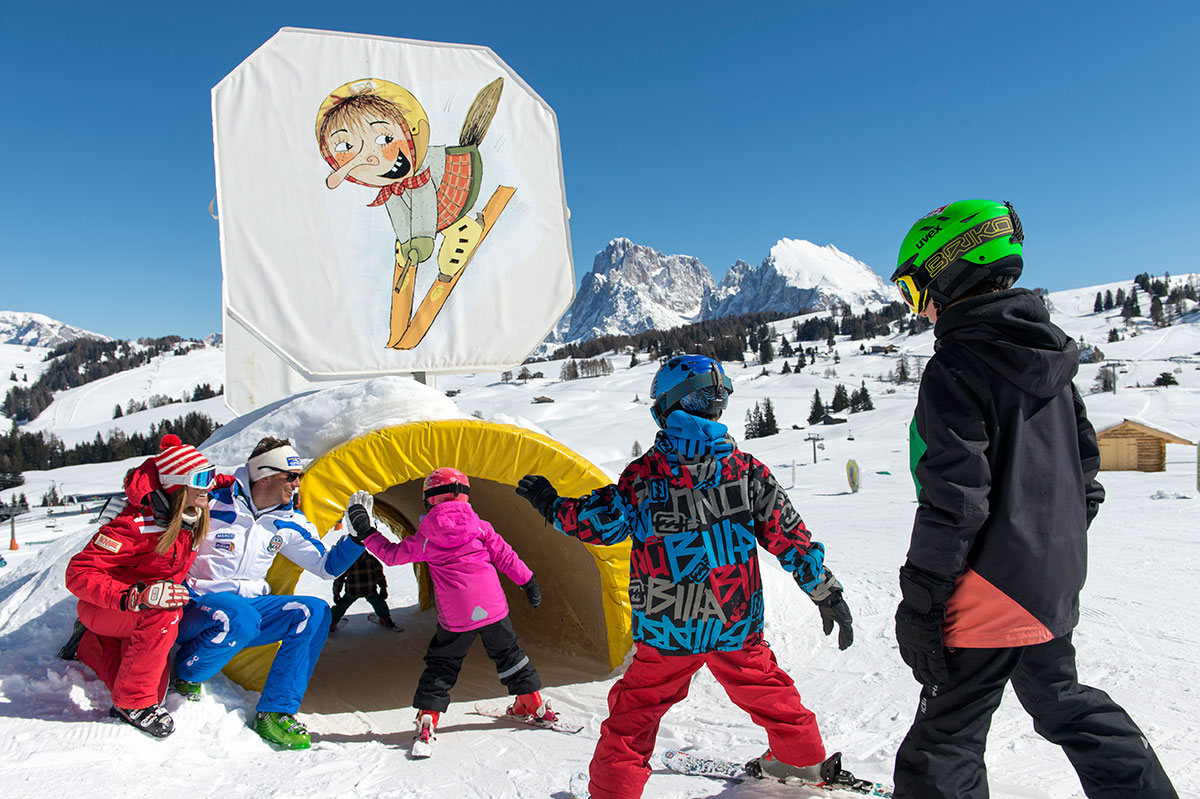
[364, 501, 533, 632]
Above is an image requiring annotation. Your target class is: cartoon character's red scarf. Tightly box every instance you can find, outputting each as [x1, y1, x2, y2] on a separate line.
[367, 168, 432, 207]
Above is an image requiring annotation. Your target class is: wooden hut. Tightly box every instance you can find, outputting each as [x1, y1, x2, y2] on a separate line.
[1095, 419, 1193, 472]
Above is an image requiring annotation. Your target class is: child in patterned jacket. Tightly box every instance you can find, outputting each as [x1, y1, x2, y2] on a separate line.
[516, 355, 857, 799]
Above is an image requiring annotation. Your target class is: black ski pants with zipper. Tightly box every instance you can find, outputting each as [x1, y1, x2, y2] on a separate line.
[414, 616, 540, 712]
[894, 634, 1177, 799]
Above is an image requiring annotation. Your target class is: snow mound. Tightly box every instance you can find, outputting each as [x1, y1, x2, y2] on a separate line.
[1149, 490, 1191, 500]
[200, 376, 468, 466]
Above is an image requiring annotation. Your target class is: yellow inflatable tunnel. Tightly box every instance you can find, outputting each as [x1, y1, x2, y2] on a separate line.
[220, 419, 632, 695]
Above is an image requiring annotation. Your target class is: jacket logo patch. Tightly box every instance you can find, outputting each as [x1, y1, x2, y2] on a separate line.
[215, 532, 236, 540]
[213, 540, 235, 553]
[94, 533, 122, 553]
[267, 534, 284, 554]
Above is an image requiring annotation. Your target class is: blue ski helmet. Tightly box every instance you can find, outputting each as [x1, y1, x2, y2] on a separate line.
[650, 355, 733, 427]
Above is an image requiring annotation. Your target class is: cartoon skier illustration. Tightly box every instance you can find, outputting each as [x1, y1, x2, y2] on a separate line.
[316, 77, 514, 349]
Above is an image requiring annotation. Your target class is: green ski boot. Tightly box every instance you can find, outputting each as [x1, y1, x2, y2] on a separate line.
[172, 678, 202, 702]
[254, 711, 311, 750]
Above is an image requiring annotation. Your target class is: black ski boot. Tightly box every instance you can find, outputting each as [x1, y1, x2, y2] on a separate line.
[58, 618, 86, 661]
[110, 704, 175, 738]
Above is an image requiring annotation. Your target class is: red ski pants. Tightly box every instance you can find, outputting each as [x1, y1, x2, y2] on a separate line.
[588, 642, 826, 799]
[76, 600, 182, 709]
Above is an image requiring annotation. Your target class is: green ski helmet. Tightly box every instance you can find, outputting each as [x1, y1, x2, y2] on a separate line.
[891, 199, 1024, 313]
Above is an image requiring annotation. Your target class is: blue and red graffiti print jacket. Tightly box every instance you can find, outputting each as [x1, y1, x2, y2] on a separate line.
[552, 410, 826, 656]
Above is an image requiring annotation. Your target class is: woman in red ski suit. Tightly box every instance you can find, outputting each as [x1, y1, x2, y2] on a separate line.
[64, 435, 215, 738]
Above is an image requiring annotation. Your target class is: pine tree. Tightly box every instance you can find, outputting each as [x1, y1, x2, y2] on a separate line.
[113, 404, 123, 419]
[831, 384, 850, 412]
[745, 408, 759, 440]
[762, 398, 779, 436]
[808, 390, 825, 425]
[758, 338, 774, 364]
[781, 361, 791, 374]
[1094, 292, 1104, 313]
[631, 441, 643, 457]
[629, 351, 639, 368]
[1150, 295, 1165, 327]
[896, 354, 911, 383]
[1104, 289, 1114, 310]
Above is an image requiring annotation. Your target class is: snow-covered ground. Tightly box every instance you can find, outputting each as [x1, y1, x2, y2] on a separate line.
[2, 280, 1199, 798]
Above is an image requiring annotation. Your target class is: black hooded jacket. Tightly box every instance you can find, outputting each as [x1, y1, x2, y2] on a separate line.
[908, 288, 1104, 645]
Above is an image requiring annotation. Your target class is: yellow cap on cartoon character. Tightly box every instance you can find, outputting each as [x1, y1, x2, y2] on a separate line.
[316, 78, 431, 190]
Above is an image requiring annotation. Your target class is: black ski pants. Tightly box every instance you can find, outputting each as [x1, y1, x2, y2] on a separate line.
[413, 616, 541, 712]
[328, 594, 391, 628]
[894, 634, 1177, 799]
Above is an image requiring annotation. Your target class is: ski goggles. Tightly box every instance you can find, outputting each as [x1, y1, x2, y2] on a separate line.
[893, 274, 930, 314]
[186, 467, 217, 490]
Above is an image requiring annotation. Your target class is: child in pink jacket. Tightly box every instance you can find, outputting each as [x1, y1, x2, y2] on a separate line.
[345, 467, 550, 746]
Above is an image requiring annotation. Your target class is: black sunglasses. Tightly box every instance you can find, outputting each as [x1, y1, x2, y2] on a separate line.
[263, 466, 303, 482]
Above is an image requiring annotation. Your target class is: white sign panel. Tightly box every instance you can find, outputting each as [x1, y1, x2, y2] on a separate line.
[213, 28, 574, 409]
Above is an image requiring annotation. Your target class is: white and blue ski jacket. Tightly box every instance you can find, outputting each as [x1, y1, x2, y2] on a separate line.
[186, 466, 363, 598]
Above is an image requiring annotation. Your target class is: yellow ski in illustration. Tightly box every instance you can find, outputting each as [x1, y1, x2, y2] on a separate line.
[392, 184, 515, 350]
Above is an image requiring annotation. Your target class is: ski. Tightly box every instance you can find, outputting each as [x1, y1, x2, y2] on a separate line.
[472, 701, 583, 734]
[661, 749, 893, 797]
[367, 613, 403, 631]
[410, 736, 433, 758]
[411, 713, 436, 758]
[568, 770, 590, 799]
[392, 185, 516, 350]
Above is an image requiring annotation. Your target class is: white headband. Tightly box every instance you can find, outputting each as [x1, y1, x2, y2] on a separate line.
[247, 445, 303, 483]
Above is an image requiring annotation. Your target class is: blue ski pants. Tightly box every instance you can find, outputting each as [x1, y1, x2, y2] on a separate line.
[174, 592, 332, 714]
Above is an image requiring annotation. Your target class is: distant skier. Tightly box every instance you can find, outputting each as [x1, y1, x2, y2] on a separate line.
[173, 437, 365, 750]
[515, 354, 858, 799]
[344, 467, 547, 752]
[63, 435, 214, 738]
[888, 199, 1178, 798]
[329, 544, 397, 631]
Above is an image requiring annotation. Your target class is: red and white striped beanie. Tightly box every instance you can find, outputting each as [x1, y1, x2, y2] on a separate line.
[153, 434, 213, 493]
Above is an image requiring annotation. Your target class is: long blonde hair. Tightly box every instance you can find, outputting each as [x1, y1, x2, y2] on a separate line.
[153, 489, 209, 555]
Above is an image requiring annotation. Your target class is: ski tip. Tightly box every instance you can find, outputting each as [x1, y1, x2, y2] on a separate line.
[568, 770, 590, 799]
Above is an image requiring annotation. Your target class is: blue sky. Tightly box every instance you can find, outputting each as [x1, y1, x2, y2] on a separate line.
[2, 1, 1198, 339]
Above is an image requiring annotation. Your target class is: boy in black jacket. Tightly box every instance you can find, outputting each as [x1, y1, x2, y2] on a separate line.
[330, 547, 397, 631]
[888, 199, 1176, 798]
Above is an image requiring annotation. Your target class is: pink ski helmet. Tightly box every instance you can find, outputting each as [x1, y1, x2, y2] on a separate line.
[423, 467, 471, 506]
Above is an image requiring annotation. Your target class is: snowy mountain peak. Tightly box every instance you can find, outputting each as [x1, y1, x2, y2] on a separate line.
[702, 238, 893, 320]
[550, 240, 716, 343]
[0, 311, 107, 348]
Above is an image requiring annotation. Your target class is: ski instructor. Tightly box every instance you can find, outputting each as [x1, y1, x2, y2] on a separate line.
[888, 199, 1177, 798]
[173, 437, 365, 750]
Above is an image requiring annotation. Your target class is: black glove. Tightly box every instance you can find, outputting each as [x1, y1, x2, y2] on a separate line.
[522, 577, 542, 608]
[895, 564, 956, 689]
[346, 503, 375, 544]
[516, 475, 559, 524]
[807, 569, 854, 650]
